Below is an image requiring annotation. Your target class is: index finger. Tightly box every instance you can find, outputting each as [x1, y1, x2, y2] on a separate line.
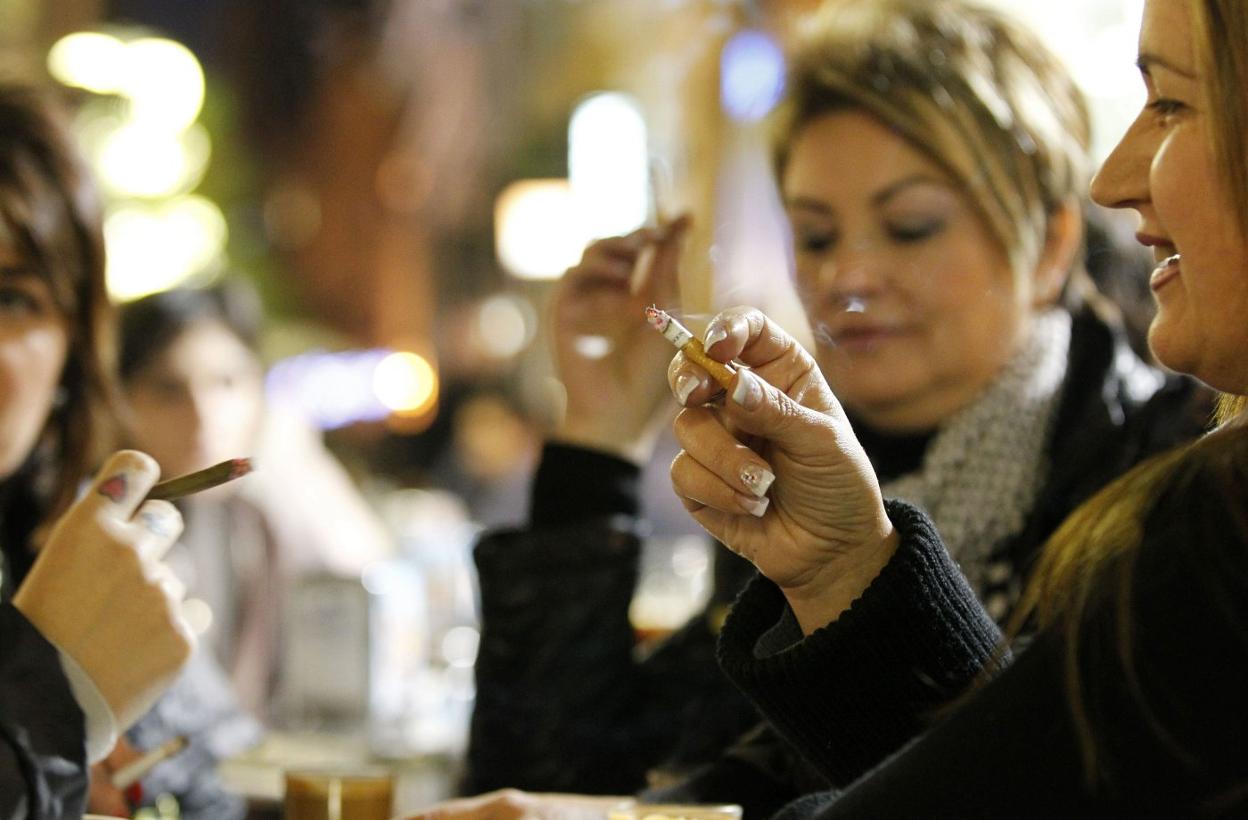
[701, 306, 810, 372]
[78, 450, 162, 519]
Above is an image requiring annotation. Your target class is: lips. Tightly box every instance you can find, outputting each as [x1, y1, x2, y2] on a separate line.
[829, 324, 906, 349]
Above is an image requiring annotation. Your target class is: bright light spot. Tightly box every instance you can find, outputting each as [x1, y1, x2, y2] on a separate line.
[48, 32, 127, 94]
[266, 349, 392, 429]
[441, 626, 480, 668]
[568, 92, 648, 238]
[721, 30, 786, 122]
[373, 351, 438, 415]
[181, 598, 214, 636]
[477, 294, 533, 359]
[572, 334, 612, 359]
[97, 122, 210, 198]
[122, 38, 205, 132]
[495, 179, 584, 280]
[105, 196, 227, 301]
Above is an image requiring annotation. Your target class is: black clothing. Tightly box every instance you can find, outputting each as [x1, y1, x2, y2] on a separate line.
[718, 429, 1248, 816]
[464, 306, 1209, 806]
[0, 603, 88, 820]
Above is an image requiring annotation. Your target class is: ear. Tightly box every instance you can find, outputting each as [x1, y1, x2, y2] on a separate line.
[1032, 197, 1083, 307]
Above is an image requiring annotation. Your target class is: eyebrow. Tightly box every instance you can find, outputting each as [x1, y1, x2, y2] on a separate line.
[1137, 53, 1196, 80]
[786, 174, 951, 215]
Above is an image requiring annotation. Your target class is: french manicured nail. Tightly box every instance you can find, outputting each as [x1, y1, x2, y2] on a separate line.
[675, 372, 701, 405]
[731, 369, 763, 410]
[736, 493, 770, 518]
[704, 323, 728, 349]
[740, 463, 775, 497]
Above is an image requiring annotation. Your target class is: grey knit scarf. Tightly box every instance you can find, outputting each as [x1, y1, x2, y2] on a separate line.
[881, 309, 1071, 615]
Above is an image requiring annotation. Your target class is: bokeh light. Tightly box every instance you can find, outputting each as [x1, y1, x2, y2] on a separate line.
[720, 30, 785, 123]
[374, 351, 439, 416]
[568, 91, 649, 239]
[494, 179, 583, 280]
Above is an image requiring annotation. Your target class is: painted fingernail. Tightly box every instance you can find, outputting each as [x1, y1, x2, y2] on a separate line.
[675, 372, 701, 405]
[736, 493, 770, 518]
[98, 474, 128, 503]
[140, 510, 175, 538]
[704, 323, 728, 349]
[740, 463, 775, 497]
[731, 369, 763, 410]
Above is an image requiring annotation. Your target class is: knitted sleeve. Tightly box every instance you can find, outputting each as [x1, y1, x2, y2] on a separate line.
[716, 500, 1003, 785]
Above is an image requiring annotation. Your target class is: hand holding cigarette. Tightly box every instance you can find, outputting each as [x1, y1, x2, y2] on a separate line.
[550, 216, 692, 463]
[12, 451, 194, 736]
[663, 306, 898, 634]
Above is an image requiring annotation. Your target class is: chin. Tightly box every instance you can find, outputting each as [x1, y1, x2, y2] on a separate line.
[1146, 318, 1196, 378]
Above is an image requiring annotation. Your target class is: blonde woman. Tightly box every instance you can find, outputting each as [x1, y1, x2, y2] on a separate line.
[667, 0, 1248, 813]
[463, 0, 1207, 813]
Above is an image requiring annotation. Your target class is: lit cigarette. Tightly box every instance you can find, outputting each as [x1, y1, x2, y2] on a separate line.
[110, 735, 189, 789]
[644, 306, 737, 391]
[146, 458, 253, 501]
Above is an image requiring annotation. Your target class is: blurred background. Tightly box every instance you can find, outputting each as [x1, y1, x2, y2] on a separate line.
[8, 0, 1147, 812]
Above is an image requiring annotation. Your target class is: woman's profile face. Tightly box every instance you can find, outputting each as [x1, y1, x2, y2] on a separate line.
[0, 244, 69, 479]
[124, 318, 265, 483]
[1090, 0, 1248, 394]
[783, 110, 1036, 432]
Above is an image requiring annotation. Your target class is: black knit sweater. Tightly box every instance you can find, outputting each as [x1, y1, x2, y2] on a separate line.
[718, 431, 1248, 817]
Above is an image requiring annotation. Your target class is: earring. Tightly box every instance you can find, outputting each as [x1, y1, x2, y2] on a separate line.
[52, 386, 68, 409]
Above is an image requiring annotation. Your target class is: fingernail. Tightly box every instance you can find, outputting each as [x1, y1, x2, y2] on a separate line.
[740, 463, 775, 497]
[731, 369, 763, 410]
[98, 474, 129, 503]
[704, 323, 728, 349]
[736, 493, 770, 518]
[675, 372, 700, 405]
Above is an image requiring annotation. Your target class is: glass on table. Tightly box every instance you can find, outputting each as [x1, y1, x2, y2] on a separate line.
[284, 768, 395, 820]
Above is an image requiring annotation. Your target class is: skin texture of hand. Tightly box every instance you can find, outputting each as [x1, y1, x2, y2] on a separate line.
[552, 215, 692, 464]
[13, 450, 194, 731]
[407, 790, 634, 820]
[667, 306, 899, 633]
[88, 738, 143, 816]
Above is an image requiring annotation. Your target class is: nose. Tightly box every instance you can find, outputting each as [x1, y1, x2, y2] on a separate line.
[1090, 115, 1151, 211]
[817, 239, 889, 305]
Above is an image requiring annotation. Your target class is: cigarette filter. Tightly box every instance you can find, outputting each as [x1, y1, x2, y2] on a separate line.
[644, 306, 737, 391]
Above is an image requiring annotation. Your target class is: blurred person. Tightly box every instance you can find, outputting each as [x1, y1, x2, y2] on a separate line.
[458, 0, 1209, 814]
[119, 283, 394, 718]
[0, 85, 192, 818]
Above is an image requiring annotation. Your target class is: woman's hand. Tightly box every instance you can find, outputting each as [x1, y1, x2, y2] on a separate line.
[667, 307, 898, 633]
[88, 738, 143, 816]
[552, 215, 692, 464]
[13, 450, 194, 731]
[405, 790, 632, 820]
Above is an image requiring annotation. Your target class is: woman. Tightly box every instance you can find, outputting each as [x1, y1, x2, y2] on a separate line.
[463, 0, 1207, 810]
[118, 282, 394, 721]
[668, 0, 1248, 812]
[0, 85, 192, 817]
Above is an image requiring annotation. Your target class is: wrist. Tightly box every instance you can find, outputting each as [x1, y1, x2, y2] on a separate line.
[783, 524, 900, 635]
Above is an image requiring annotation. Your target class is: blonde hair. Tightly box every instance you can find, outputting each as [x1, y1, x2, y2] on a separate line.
[772, 0, 1091, 277]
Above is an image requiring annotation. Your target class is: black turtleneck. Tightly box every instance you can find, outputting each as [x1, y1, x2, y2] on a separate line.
[848, 418, 935, 483]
